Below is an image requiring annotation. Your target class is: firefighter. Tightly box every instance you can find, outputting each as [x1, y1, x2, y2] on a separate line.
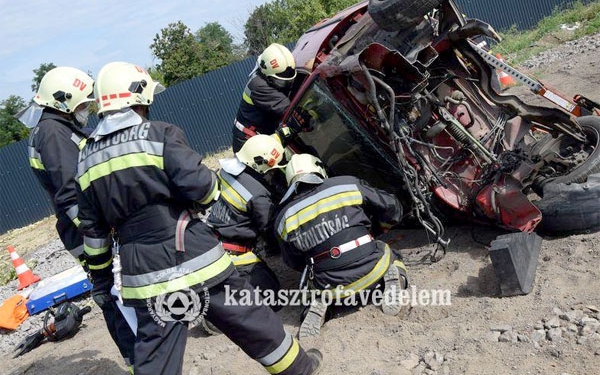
[232, 43, 297, 152]
[207, 134, 285, 306]
[274, 154, 409, 339]
[17, 67, 136, 370]
[76, 61, 322, 375]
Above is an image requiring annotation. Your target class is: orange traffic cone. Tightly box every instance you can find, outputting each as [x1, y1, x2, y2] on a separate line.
[7, 245, 41, 290]
[496, 53, 516, 90]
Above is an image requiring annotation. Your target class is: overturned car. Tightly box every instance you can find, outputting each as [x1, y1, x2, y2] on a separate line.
[280, 0, 600, 251]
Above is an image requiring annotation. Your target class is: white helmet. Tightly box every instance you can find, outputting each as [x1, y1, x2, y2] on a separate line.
[33, 67, 94, 113]
[285, 153, 328, 186]
[95, 62, 165, 114]
[236, 134, 285, 174]
[258, 43, 297, 83]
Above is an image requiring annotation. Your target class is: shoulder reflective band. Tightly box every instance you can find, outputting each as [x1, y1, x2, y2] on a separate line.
[28, 146, 45, 170]
[71, 133, 87, 150]
[78, 140, 164, 191]
[219, 170, 252, 212]
[277, 184, 362, 240]
[242, 84, 254, 105]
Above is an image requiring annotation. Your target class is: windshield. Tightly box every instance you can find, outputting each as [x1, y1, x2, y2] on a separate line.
[289, 77, 406, 195]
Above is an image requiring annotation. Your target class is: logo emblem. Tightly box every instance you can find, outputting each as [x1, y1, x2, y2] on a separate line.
[147, 268, 210, 328]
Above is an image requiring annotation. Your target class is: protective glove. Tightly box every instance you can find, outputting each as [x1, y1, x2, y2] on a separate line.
[273, 125, 296, 147]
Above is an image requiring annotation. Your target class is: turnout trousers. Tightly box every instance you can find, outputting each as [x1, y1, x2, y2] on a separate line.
[133, 270, 315, 375]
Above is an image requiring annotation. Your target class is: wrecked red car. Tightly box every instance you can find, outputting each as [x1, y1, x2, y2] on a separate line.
[281, 0, 600, 251]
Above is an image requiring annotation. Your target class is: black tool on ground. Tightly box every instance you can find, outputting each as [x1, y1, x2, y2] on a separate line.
[13, 301, 92, 358]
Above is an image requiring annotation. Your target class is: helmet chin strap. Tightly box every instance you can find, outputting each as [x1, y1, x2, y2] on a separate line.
[267, 76, 292, 92]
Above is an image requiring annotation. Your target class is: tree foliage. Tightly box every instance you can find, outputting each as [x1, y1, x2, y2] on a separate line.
[244, 0, 358, 55]
[150, 21, 243, 86]
[31, 63, 57, 94]
[0, 96, 29, 148]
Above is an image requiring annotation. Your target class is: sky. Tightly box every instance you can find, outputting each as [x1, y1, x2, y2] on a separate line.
[0, 0, 270, 102]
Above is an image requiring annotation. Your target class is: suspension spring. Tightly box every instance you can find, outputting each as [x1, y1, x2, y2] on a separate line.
[446, 120, 471, 145]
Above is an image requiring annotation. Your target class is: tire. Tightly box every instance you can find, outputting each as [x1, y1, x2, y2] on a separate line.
[368, 0, 443, 31]
[534, 117, 600, 234]
[535, 173, 600, 234]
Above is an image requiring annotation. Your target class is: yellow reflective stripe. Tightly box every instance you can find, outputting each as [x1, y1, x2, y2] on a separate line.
[242, 91, 254, 105]
[265, 338, 300, 374]
[79, 153, 163, 191]
[321, 246, 392, 299]
[199, 178, 219, 205]
[88, 257, 113, 270]
[282, 191, 362, 238]
[394, 259, 407, 274]
[78, 138, 87, 150]
[73, 217, 81, 227]
[29, 158, 45, 170]
[84, 243, 109, 256]
[230, 252, 261, 267]
[220, 177, 247, 212]
[121, 252, 232, 300]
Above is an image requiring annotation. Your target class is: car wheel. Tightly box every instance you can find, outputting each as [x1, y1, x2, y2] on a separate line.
[535, 173, 600, 234]
[367, 0, 443, 31]
[533, 116, 600, 234]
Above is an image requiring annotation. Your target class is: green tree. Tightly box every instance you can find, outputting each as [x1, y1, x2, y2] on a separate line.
[31, 63, 57, 94]
[196, 22, 243, 70]
[150, 21, 243, 86]
[244, 3, 282, 55]
[243, 0, 355, 55]
[150, 21, 202, 86]
[0, 96, 29, 148]
[320, 0, 358, 14]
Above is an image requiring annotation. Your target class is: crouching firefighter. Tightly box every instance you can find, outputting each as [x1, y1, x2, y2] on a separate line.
[274, 154, 409, 339]
[76, 61, 323, 375]
[207, 134, 286, 308]
[17, 66, 135, 370]
[232, 43, 297, 152]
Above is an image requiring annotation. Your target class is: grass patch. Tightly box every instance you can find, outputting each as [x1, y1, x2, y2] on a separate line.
[493, 1, 600, 63]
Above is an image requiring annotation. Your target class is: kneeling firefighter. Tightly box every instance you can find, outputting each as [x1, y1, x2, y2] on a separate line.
[274, 154, 409, 338]
[207, 134, 286, 307]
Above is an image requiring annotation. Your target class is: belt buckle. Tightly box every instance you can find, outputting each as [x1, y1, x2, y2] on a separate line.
[329, 247, 341, 259]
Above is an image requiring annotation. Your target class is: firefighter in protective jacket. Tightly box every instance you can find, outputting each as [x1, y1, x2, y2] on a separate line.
[207, 134, 285, 302]
[232, 43, 297, 152]
[275, 154, 409, 339]
[76, 62, 322, 375]
[17, 66, 135, 369]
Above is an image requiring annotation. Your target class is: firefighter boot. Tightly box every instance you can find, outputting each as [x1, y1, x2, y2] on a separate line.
[382, 260, 408, 316]
[298, 300, 328, 339]
[306, 348, 323, 374]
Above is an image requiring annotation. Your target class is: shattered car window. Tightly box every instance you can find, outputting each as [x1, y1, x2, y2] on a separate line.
[292, 77, 406, 195]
